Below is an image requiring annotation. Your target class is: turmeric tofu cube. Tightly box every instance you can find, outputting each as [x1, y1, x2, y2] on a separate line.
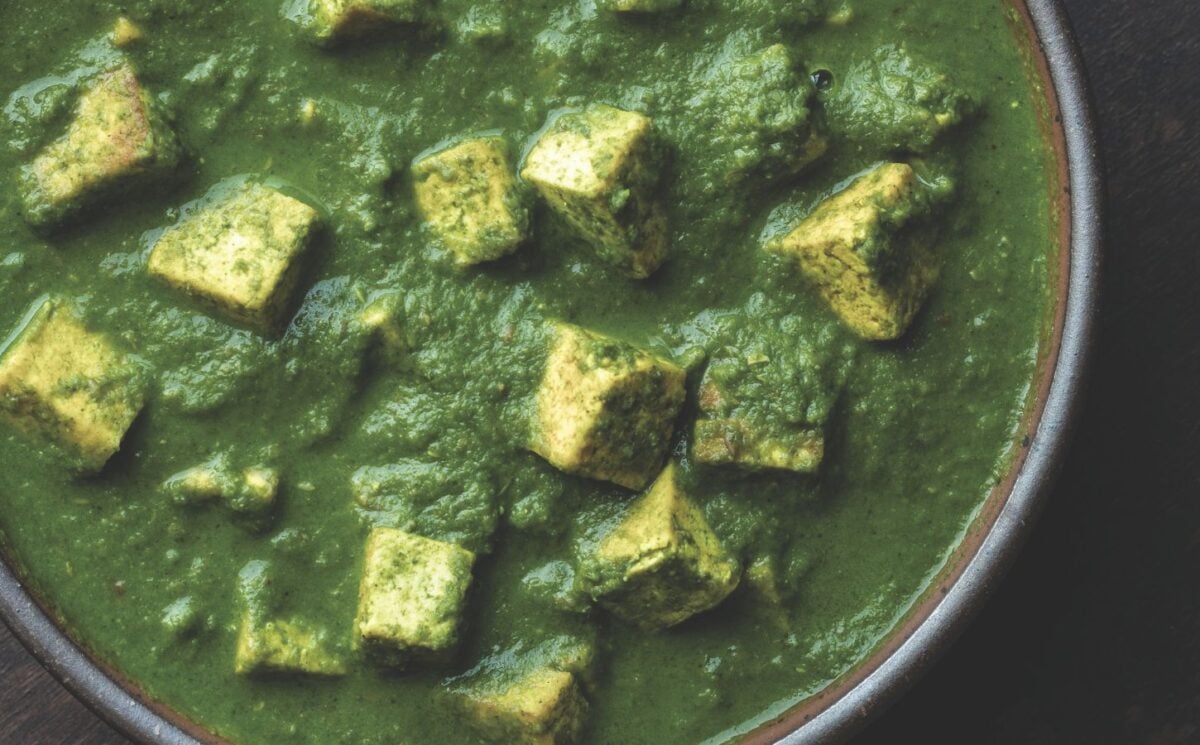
[295, 0, 431, 44]
[578, 464, 740, 629]
[530, 322, 685, 490]
[235, 616, 346, 677]
[521, 105, 669, 278]
[764, 162, 946, 340]
[148, 182, 320, 333]
[0, 297, 144, 472]
[412, 137, 529, 266]
[354, 528, 475, 666]
[19, 63, 182, 230]
[456, 668, 588, 745]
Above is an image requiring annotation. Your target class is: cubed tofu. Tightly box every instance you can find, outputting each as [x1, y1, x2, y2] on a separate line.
[579, 463, 740, 629]
[529, 322, 685, 490]
[354, 528, 475, 665]
[457, 668, 588, 745]
[521, 105, 669, 278]
[597, 0, 681, 11]
[19, 63, 182, 230]
[412, 137, 529, 266]
[0, 297, 144, 472]
[296, 0, 431, 44]
[235, 616, 346, 677]
[148, 182, 320, 333]
[765, 163, 944, 340]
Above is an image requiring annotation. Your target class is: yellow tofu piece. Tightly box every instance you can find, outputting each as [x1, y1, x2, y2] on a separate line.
[19, 63, 182, 229]
[148, 182, 320, 333]
[0, 297, 144, 472]
[457, 668, 588, 745]
[580, 463, 740, 629]
[764, 162, 942, 341]
[412, 137, 529, 266]
[530, 322, 685, 490]
[235, 616, 346, 677]
[521, 105, 669, 278]
[296, 0, 431, 44]
[354, 528, 475, 666]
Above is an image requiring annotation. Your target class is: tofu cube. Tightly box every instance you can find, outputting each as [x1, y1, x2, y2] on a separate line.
[764, 162, 944, 340]
[412, 137, 529, 266]
[19, 63, 182, 230]
[521, 105, 669, 278]
[0, 297, 144, 472]
[235, 616, 346, 677]
[354, 528, 475, 665]
[297, 0, 431, 44]
[456, 668, 588, 745]
[579, 463, 740, 629]
[530, 322, 685, 490]
[148, 182, 320, 333]
[597, 0, 681, 11]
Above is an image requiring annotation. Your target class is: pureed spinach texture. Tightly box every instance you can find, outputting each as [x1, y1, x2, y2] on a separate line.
[0, 0, 1053, 743]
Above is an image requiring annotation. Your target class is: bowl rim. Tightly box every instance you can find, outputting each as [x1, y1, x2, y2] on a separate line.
[0, 0, 1102, 742]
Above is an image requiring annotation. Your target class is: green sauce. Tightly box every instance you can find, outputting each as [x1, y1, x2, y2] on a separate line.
[0, 0, 1053, 742]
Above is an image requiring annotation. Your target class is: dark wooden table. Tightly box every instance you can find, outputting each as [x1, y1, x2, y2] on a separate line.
[3, 0, 1198, 742]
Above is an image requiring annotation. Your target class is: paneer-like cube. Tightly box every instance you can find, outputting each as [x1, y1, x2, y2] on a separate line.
[296, 0, 431, 44]
[765, 163, 946, 340]
[0, 297, 144, 472]
[456, 668, 588, 745]
[597, 0, 681, 11]
[19, 63, 182, 230]
[412, 137, 529, 266]
[355, 528, 475, 665]
[530, 322, 685, 490]
[579, 463, 740, 629]
[235, 616, 346, 677]
[148, 182, 320, 333]
[521, 105, 669, 278]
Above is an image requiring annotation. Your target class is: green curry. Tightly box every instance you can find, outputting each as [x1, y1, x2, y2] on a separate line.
[0, 0, 1054, 742]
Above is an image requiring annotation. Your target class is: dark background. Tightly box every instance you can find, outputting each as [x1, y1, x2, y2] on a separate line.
[3, 1, 1198, 742]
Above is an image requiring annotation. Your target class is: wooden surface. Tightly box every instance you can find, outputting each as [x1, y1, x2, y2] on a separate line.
[3, 0, 1199, 742]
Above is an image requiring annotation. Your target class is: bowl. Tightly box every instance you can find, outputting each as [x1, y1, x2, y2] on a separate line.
[0, 0, 1101, 742]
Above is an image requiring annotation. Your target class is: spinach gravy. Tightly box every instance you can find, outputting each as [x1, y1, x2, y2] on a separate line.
[0, 0, 1055, 742]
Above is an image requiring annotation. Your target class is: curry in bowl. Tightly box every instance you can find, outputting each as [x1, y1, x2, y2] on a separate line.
[0, 0, 1056, 742]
